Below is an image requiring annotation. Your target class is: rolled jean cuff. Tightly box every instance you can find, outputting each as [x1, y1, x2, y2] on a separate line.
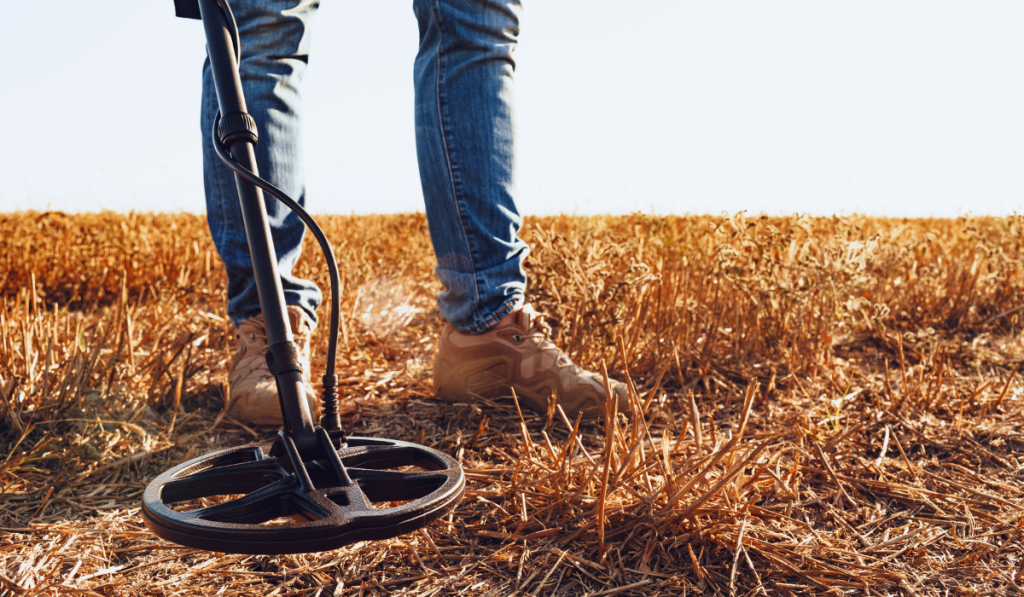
[436, 265, 524, 334]
[227, 296, 319, 328]
[470, 296, 523, 334]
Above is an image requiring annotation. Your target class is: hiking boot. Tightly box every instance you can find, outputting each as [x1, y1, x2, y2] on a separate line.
[228, 305, 319, 426]
[432, 305, 630, 420]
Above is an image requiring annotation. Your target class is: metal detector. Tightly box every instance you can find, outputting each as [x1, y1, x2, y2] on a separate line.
[141, 0, 465, 555]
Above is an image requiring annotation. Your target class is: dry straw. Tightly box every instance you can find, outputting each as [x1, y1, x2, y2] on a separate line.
[2, 211, 1024, 595]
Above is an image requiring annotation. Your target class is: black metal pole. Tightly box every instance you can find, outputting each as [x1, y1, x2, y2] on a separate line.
[197, 0, 314, 443]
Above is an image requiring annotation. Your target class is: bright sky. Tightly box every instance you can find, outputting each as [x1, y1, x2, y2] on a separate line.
[2, 1, 1022, 217]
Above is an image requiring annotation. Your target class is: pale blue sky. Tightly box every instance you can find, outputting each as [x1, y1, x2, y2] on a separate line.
[2, 1, 1022, 216]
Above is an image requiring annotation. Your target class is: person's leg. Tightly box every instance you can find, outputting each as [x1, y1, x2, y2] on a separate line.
[202, 0, 321, 424]
[203, 0, 322, 327]
[413, 0, 629, 419]
[412, 0, 528, 334]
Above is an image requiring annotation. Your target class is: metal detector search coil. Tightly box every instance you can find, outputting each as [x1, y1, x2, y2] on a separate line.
[143, 434, 464, 554]
[142, 0, 465, 554]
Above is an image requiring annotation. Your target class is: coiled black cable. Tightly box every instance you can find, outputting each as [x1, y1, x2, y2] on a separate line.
[212, 114, 344, 432]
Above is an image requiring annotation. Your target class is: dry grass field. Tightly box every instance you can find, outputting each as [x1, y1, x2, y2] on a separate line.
[2, 210, 1024, 596]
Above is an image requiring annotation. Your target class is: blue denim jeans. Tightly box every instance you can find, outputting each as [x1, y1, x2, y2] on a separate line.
[203, 0, 529, 333]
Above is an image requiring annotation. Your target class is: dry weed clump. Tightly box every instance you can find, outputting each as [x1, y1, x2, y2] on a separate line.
[1, 210, 1024, 596]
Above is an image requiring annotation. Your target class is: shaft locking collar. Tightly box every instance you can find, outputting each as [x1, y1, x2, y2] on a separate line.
[218, 111, 259, 146]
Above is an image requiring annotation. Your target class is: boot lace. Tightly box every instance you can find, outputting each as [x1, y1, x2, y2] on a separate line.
[519, 308, 586, 375]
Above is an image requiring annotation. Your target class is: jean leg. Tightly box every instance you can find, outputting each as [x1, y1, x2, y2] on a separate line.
[203, 0, 322, 326]
[413, 0, 529, 334]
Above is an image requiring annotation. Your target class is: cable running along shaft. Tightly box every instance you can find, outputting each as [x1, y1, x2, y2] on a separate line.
[212, 114, 344, 431]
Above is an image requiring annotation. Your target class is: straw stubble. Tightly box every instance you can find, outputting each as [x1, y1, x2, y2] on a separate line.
[2, 211, 1024, 595]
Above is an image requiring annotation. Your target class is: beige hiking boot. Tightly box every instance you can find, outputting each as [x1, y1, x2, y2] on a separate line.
[228, 305, 319, 426]
[433, 305, 629, 420]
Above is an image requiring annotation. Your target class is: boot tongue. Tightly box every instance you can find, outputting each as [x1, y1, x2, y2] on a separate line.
[517, 304, 555, 340]
[288, 308, 303, 332]
[518, 303, 551, 333]
[287, 306, 313, 334]
[514, 307, 533, 331]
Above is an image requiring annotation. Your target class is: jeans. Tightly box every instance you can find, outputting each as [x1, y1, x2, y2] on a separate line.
[203, 0, 529, 334]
